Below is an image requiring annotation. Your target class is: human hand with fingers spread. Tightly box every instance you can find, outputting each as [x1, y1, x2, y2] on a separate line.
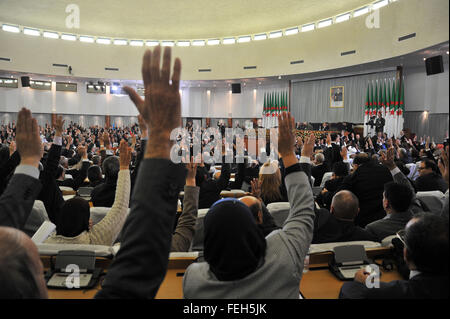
[123, 46, 181, 160]
[54, 115, 65, 137]
[438, 145, 449, 185]
[16, 108, 43, 168]
[137, 114, 148, 138]
[381, 147, 396, 170]
[119, 140, 132, 170]
[186, 157, 197, 186]
[250, 178, 261, 199]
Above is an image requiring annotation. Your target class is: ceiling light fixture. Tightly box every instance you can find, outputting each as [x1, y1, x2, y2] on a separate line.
[269, 31, 283, 39]
[61, 34, 76, 41]
[130, 40, 144, 46]
[335, 13, 351, 23]
[161, 41, 174, 47]
[318, 19, 332, 28]
[113, 39, 128, 45]
[43, 31, 59, 39]
[2, 24, 20, 33]
[223, 38, 236, 44]
[80, 36, 94, 43]
[285, 27, 299, 35]
[237, 36, 251, 43]
[301, 24, 315, 32]
[96, 38, 111, 45]
[372, 0, 389, 10]
[353, 6, 369, 17]
[177, 41, 190, 47]
[145, 41, 159, 46]
[23, 28, 40, 36]
[254, 34, 267, 41]
[192, 40, 205, 46]
[207, 39, 220, 45]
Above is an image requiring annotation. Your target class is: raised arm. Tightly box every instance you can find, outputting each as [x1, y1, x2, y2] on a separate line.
[0, 108, 42, 228]
[171, 159, 199, 252]
[96, 46, 185, 298]
[270, 113, 315, 274]
[89, 140, 131, 245]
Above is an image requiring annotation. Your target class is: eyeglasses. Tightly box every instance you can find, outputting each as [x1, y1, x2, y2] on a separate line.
[396, 229, 406, 246]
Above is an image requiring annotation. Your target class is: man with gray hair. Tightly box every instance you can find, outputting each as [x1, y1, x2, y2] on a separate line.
[311, 152, 329, 187]
[0, 227, 48, 298]
[313, 190, 376, 243]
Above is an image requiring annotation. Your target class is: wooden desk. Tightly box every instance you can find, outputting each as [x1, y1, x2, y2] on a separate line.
[300, 263, 403, 299]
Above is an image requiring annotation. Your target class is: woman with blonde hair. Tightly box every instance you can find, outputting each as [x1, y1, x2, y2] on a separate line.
[251, 160, 288, 206]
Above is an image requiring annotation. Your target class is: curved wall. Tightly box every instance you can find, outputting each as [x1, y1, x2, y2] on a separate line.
[0, 0, 448, 81]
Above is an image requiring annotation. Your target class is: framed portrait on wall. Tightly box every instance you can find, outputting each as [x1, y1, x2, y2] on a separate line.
[330, 86, 344, 108]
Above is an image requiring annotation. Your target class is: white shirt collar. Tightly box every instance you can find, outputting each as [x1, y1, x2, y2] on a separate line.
[409, 270, 421, 279]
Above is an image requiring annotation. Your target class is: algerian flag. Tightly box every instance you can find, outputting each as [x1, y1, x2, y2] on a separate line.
[364, 83, 370, 136]
[397, 79, 405, 137]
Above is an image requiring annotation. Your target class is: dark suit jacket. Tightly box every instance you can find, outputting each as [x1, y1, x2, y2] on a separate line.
[38, 143, 64, 224]
[0, 173, 42, 229]
[57, 161, 90, 191]
[339, 273, 449, 299]
[198, 163, 230, 209]
[0, 150, 20, 195]
[365, 211, 413, 242]
[414, 172, 448, 193]
[338, 161, 393, 227]
[95, 159, 186, 298]
[91, 179, 118, 207]
[312, 208, 376, 244]
[311, 164, 329, 187]
[316, 177, 345, 210]
[324, 144, 342, 169]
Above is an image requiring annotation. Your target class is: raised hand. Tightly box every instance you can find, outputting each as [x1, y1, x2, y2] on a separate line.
[438, 146, 449, 185]
[119, 139, 132, 170]
[250, 178, 261, 199]
[340, 146, 348, 160]
[301, 133, 316, 159]
[102, 131, 110, 148]
[16, 108, 43, 168]
[185, 156, 197, 186]
[9, 140, 16, 156]
[278, 112, 296, 158]
[326, 133, 331, 146]
[54, 115, 65, 137]
[380, 147, 396, 170]
[425, 136, 430, 150]
[123, 46, 181, 159]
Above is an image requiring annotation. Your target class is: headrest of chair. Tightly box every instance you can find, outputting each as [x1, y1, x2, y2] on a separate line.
[416, 191, 445, 198]
[267, 202, 290, 212]
[381, 235, 397, 247]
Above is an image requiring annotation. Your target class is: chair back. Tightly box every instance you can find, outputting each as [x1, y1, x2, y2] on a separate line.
[267, 202, 291, 227]
[320, 172, 333, 188]
[416, 191, 445, 214]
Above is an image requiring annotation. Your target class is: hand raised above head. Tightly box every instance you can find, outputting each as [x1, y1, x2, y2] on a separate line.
[119, 139, 132, 170]
[16, 108, 43, 168]
[123, 46, 181, 159]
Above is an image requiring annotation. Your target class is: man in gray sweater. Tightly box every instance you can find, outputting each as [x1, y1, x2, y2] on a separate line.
[183, 113, 316, 299]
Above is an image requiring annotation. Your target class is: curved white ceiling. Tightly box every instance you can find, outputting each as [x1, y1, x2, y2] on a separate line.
[0, 0, 370, 39]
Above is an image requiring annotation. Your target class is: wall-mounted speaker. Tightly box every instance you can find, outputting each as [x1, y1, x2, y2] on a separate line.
[231, 83, 241, 94]
[21, 76, 30, 87]
[425, 55, 444, 76]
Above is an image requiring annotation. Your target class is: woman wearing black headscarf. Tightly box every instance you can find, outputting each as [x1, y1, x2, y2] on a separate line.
[183, 112, 316, 299]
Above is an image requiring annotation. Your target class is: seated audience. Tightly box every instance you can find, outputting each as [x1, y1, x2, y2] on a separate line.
[340, 213, 448, 299]
[196, 160, 230, 209]
[313, 190, 376, 244]
[415, 159, 448, 193]
[45, 140, 131, 246]
[365, 182, 414, 242]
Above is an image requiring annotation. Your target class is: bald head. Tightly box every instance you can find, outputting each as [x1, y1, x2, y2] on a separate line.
[330, 190, 360, 221]
[0, 227, 47, 298]
[239, 196, 263, 224]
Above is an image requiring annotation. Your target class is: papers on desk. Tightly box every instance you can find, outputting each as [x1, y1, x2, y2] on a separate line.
[63, 195, 76, 201]
[308, 241, 381, 254]
[32, 221, 56, 244]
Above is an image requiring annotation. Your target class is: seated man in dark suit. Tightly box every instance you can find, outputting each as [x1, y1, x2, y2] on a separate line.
[196, 160, 230, 209]
[87, 165, 103, 187]
[324, 133, 343, 169]
[365, 182, 414, 242]
[338, 153, 393, 227]
[239, 196, 280, 237]
[312, 190, 376, 243]
[311, 153, 329, 187]
[316, 161, 349, 210]
[340, 213, 448, 299]
[415, 159, 448, 193]
[91, 155, 120, 207]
